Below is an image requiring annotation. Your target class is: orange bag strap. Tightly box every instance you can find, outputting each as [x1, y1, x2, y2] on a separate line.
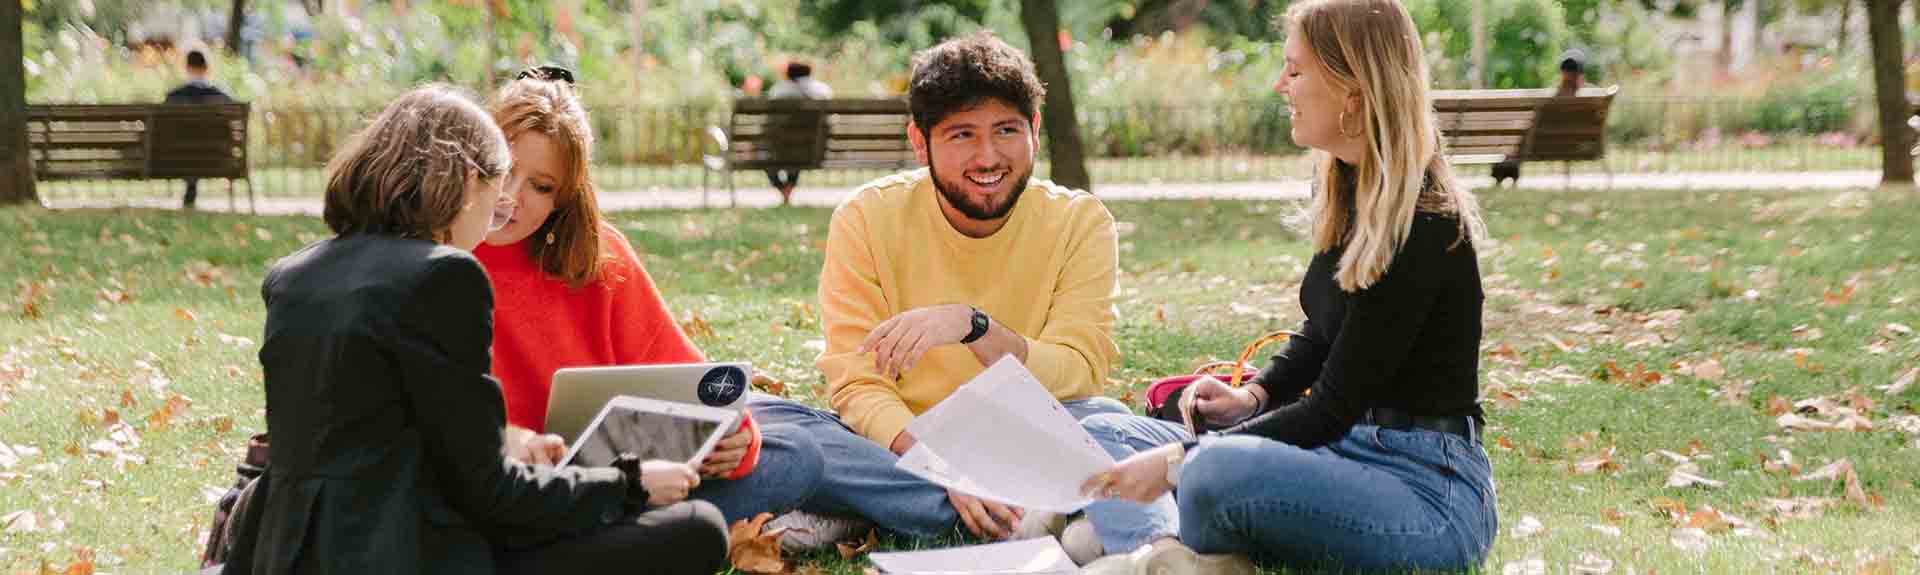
[1195, 330, 1300, 388]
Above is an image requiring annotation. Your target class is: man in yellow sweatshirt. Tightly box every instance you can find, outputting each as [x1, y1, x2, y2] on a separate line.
[744, 32, 1127, 548]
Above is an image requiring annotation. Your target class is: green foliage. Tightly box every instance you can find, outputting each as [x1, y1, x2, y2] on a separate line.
[1406, 0, 1574, 89]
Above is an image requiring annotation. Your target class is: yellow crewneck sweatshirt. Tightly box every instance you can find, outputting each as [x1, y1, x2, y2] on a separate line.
[815, 169, 1121, 447]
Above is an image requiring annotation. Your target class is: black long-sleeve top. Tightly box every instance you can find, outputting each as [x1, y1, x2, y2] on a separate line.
[1214, 198, 1485, 449]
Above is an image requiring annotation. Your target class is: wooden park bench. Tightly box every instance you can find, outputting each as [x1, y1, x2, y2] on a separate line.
[26, 103, 253, 211]
[1432, 85, 1618, 187]
[702, 98, 916, 207]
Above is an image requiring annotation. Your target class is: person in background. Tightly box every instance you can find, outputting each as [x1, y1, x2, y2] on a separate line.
[764, 61, 835, 201]
[163, 49, 233, 209]
[1493, 48, 1587, 186]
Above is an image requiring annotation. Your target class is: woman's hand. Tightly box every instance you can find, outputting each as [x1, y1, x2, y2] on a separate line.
[1186, 376, 1261, 428]
[1081, 444, 1179, 504]
[640, 460, 701, 506]
[503, 427, 568, 465]
[699, 418, 753, 478]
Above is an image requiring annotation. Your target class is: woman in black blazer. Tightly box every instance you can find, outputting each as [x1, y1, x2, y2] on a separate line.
[238, 85, 727, 575]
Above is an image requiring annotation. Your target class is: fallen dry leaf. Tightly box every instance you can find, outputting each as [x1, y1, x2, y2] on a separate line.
[1511, 515, 1545, 539]
[2, 509, 37, 533]
[727, 513, 789, 574]
[1765, 396, 1793, 417]
[1502, 557, 1547, 575]
[836, 529, 879, 560]
[1691, 358, 1726, 381]
[1821, 285, 1854, 307]
[1670, 527, 1711, 552]
[1797, 459, 1853, 483]
[62, 547, 94, 575]
[1856, 557, 1894, 575]
[1880, 368, 1915, 396]
[1666, 463, 1726, 489]
[752, 373, 790, 398]
[147, 395, 192, 430]
[682, 311, 717, 340]
[174, 308, 198, 322]
[1572, 447, 1619, 475]
[1570, 552, 1614, 575]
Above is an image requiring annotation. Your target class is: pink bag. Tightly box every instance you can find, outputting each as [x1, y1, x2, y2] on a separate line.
[1142, 330, 1301, 434]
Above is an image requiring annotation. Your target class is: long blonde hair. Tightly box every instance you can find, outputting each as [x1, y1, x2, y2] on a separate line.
[1287, 0, 1486, 292]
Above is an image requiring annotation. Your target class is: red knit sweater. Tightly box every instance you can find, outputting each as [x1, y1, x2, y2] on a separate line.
[474, 222, 705, 432]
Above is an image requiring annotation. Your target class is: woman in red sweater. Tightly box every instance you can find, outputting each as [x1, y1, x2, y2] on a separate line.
[473, 68, 851, 547]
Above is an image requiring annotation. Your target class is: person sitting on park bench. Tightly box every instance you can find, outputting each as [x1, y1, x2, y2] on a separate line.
[1076, 2, 1497, 573]
[1492, 48, 1587, 187]
[163, 50, 233, 210]
[765, 60, 834, 203]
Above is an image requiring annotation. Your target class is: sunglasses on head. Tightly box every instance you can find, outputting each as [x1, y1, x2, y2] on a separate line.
[517, 65, 575, 85]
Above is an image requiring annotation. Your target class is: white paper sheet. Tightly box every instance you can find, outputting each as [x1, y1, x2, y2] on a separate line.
[867, 536, 1078, 575]
[894, 357, 1115, 514]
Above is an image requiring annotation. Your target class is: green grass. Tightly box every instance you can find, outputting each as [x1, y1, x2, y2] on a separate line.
[2, 189, 1917, 573]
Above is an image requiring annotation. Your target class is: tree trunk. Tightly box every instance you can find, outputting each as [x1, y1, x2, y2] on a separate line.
[1866, 0, 1914, 186]
[631, 0, 646, 88]
[1470, 0, 1485, 89]
[1020, 0, 1091, 192]
[226, 0, 247, 53]
[1717, 2, 1735, 77]
[1837, 0, 1851, 53]
[0, 0, 33, 205]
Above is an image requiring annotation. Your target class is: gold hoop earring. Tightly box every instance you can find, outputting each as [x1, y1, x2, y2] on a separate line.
[1338, 110, 1363, 139]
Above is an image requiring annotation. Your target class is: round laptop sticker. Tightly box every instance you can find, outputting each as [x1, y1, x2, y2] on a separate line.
[697, 366, 748, 407]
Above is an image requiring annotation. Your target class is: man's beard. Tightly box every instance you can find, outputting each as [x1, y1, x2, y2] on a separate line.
[928, 156, 1031, 222]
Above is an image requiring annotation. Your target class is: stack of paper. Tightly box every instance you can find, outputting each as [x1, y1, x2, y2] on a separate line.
[893, 357, 1116, 514]
[868, 536, 1078, 574]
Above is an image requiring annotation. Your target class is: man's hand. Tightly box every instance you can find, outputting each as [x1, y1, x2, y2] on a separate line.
[889, 430, 918, 456]
[861, 304, 974, 379]
[947, 489, 1024, 540]
[504, 426, 567, 466]
[699, 416, 753, 478]
[1082, 444, 1178, 504]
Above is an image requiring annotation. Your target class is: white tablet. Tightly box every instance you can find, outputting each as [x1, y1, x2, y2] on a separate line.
[560, 396, 742, 468]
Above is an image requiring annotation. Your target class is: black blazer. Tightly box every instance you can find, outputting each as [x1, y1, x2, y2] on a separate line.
[245, 235, 634, 575]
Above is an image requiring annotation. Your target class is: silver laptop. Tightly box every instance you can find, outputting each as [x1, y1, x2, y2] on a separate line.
[544, 362, 753, 444]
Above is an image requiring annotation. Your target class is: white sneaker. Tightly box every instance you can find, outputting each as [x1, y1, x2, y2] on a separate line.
[764, 511, 873, 554]
[1078, 539, 1254, 575]
[1012, 512, 1104, 566]
[1013, 511, 1068, 540]
[1059, 516, 1105, 566]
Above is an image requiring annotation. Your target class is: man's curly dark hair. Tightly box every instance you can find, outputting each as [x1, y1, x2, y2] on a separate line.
[907, 32, 1046, 137]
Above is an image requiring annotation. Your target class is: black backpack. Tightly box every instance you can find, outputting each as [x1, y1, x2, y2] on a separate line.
[200, 434, 269, 574]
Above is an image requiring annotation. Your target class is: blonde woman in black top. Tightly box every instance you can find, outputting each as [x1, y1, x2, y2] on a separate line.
[1075, 1, 1495, 573]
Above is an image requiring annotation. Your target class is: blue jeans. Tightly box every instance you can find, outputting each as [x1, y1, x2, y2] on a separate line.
[690, 422, 826, 524]
[743, 394, 1132, 539]
[1080, 414, 1498, 572]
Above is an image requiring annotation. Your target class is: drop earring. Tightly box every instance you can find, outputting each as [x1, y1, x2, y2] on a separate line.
[545, 231, 556, 245]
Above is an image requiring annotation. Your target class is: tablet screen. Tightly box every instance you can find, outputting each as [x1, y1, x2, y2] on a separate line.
[566, 404, 728, 468]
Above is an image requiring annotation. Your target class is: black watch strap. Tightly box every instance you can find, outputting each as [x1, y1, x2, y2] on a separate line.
[612, 453, 651, 507]
[960, 307, 991, 344]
